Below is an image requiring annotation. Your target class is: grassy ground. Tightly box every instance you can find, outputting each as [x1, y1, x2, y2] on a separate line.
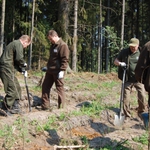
[0, 71, 148, 150]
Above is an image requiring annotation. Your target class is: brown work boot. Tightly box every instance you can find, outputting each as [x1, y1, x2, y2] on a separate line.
[35, 103, 51, 111]
[41, 106, 49, 110]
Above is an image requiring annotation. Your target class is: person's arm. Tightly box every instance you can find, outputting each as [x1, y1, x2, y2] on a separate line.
[58, 44, 69, 79]
[59, 44, 69, 71]
[114, 58, 126, 67]
[15, 42, 26, 67]
[14, 41, 27, 72]
[114, 58, 120, 66]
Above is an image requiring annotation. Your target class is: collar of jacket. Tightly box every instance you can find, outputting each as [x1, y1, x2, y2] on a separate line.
[55, 38, 62, 45]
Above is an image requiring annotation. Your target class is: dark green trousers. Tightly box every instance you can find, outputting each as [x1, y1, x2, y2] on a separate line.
[0, 68, 21, 107]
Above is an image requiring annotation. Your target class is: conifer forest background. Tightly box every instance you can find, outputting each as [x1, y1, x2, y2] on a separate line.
[0, 0, 149, 73]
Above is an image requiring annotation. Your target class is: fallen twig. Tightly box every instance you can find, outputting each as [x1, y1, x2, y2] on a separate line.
[53, 145, 86, 150]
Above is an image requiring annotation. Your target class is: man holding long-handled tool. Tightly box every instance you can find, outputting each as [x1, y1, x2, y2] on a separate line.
[114, 38, 146, 123]
[0, 35, 31, 115]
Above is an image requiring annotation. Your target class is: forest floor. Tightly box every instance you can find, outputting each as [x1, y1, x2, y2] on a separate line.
[0, 71, 148, 150]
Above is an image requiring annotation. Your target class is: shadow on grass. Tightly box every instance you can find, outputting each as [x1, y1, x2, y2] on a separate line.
[88, 137, 132, 150]
[90, 122, 132, 149]
[45, 127, 133, 149]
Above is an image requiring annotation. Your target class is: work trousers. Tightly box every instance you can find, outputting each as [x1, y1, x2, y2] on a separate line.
[41, 72, 65, 109]
[123, 81, 146, 118]
[0, 68, 21, 107]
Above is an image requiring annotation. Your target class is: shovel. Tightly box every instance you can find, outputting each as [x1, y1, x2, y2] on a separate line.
[114, 67, 126, 126]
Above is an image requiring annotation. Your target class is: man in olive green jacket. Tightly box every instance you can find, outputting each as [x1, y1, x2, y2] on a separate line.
[0, 35, 31, 115]
[114, 38, 146, 120]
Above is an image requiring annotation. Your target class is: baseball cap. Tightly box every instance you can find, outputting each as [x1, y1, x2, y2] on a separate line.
[129, 38, 139, 47]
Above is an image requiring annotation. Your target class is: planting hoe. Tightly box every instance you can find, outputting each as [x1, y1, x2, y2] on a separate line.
[114, 67, 126, 126]
[24, 72, 32, 112]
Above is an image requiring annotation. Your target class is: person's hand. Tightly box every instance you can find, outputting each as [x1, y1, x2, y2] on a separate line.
[119, 62, 126, 67]
[24, 71, 28, 77]
[23, 63, 27, 67]
[58, 71, 64, 79]
[23, 71, 28, 77]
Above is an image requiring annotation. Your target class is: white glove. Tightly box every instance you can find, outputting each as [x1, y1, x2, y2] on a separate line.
[24, 63, 27, 67]
[24, 71, 28, 77]
[58, 71, 64, 79]
[119, 62, 126, 67]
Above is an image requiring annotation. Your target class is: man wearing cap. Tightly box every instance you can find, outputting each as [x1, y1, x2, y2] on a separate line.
[114, 38, 146, 120]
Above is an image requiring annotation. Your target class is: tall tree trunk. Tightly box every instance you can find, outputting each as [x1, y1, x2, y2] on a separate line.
[58, 0, 69, 42]
[136, 0, 139, 37]
[58, 0, 72, 73]
[72, 0, 78, 72]
[105, 0, 110, 73]
[120, 0, 125, 49]
[12, 2, 15, 41]
[0, 0, 6, 56]
[28, 0, 35, 70]
[98, 0, 102, 74]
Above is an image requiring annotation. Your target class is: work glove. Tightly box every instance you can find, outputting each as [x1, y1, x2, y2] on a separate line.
[22, 71, 28, 77]
[20, 63, 27, 73]
[24, 71, 28, 77]
[23, 63, 27, 67]
[58, 71, 64, 79]
[119, 62, 126, 67]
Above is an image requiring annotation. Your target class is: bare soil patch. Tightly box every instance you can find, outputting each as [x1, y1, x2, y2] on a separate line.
[0, 72, 148, 150]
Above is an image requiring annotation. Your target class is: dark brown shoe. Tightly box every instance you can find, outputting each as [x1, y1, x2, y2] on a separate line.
[41, 106, 49, 110]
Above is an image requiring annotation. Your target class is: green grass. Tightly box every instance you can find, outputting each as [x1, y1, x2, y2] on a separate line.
[32, 86, 42, 92]
[0, 71, 148, 149]
[132, 132, 148, 145]
[0, 125, 9, 137]
[95, 92, 110, 99]
[75, 82, 99, 90]
[80, 101, 105, 117]
[0, 117, 31, 149]
[58, 112, 66, 121]
[101, 81, 118, 89]
[31, 70, 44, 77]
[68, 100, 106, 118]
[43, 115, 57, 131]
[69, 109, 84, 116]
